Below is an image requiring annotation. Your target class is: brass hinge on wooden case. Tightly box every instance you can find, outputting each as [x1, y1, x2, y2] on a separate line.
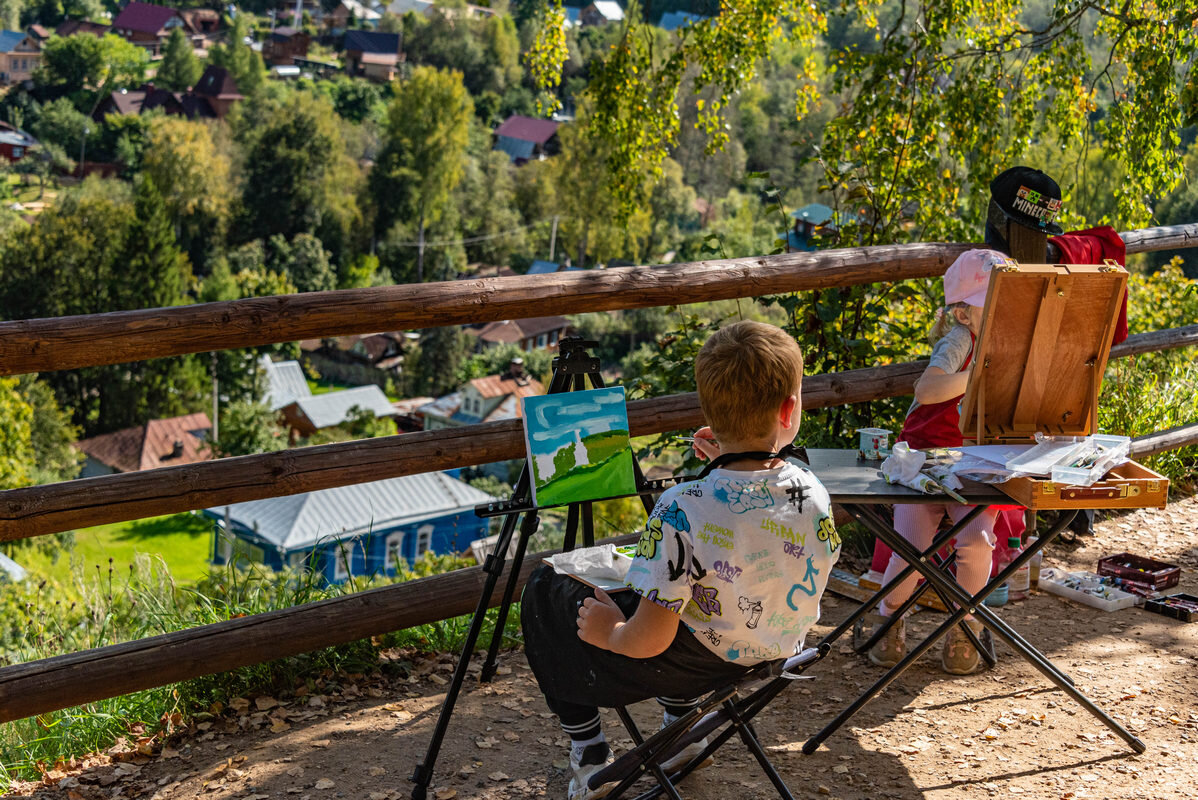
[1099, 259, 1121, 272]
[998, 259, 1020, 272]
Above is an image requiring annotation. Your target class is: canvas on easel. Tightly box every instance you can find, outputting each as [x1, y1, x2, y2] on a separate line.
[522, 385, 638, 507]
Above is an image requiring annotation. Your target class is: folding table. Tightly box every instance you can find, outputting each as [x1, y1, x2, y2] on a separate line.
[800, 448, 1146, 755]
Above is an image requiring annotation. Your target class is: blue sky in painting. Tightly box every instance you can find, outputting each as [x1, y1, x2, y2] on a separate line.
[523, 387, 629, 457]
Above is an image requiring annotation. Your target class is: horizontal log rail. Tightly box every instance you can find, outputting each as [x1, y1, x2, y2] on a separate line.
[0, 533, 632, 725]
[0, 223, 1193, 377]
[1, 411, 1195, 724]
[0, 324, 1193, 540]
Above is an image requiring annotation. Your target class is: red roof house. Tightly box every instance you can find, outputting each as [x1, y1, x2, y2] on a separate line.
[493, 115, 561, 164]
[112, 1, 187, 54]
[75, 412, 212, 477]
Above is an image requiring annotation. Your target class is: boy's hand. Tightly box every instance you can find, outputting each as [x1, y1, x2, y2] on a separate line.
[691, 426, 720, 462]
[576, 588, 627, 650]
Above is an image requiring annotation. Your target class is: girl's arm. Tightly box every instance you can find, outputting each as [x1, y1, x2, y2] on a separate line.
[577, 588, 679, 658]
[913, 365, 971, 405]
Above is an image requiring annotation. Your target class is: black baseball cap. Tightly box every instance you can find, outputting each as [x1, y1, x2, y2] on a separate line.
[989, 166, 1064, 235]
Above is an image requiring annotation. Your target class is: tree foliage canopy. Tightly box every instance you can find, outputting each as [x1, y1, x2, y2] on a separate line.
[530, 0, 1196, 235]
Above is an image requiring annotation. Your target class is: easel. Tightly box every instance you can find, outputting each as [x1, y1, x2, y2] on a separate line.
[410, 337, 670, 800]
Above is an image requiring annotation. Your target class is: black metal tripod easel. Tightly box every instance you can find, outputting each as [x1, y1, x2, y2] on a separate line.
[410, 338, 667, 800]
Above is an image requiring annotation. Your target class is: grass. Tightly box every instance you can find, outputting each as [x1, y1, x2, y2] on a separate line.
[71, 513, 215, 584]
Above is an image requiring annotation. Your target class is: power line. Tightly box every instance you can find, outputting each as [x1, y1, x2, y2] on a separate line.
[387, 217, 564, 248]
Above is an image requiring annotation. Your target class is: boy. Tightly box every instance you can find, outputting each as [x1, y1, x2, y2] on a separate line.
[521, 320, 840, 800]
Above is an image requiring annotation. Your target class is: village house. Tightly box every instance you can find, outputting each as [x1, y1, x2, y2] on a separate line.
[54, 19, 111, 38]
[787, 202, 836, 251]
[262, 26, 310, 66]
[92, 65, 244, 121]
[205, 472, 495, 582]
[580, 0, 624, 26]
[74, 413, 212, 478]
[492, 114, 560, 164]
[111, 1, 188, 54]
[258, 355, 398, 439]
[0, 121, 37, 162]
[325, 0, 381, 33]
[421, 358, 543, 432]
[469, 316, 573, 352]
[342, 29, 401, 82]
[0, 30, 41, 85]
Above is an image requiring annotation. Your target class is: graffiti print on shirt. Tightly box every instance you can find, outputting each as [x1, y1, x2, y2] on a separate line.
[712, 477, 774, 514]
[645, 588, 684, 613]
[691, 583, 722, 616]
[738, 596, 763, 629]
[637, 517, 664, 560]
[785, 556, 821, 610]
[815, 515, 841, 552]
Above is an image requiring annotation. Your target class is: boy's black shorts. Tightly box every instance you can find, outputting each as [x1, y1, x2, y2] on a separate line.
[520, 564, 753, 708]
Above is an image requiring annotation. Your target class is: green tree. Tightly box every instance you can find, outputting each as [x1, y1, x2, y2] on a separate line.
[156, 27, 202, 91]
[235, 92, 362, 261]
[409, 325, 473, 397]
[0, 179, 206, 435]
[140, 115, 232, 268]
[371, 66, 474, 281]
[207, 13, 265, 96]
[35, 33, 147, 109]
[0, 0, 20, 30]
[265, 233, 337, 292]
[17, 375, 83, 485]
[0, 377, 34, 490]
[30, 96, 95, 155]
[454, 147, 524, 266]
[212, 399, 288, 457]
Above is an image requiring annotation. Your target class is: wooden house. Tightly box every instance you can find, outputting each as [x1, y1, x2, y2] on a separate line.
[74, 413, 213, 478]
[205, 472, 496, 581]
[492, 115, 560, 164]
[0, 121, 36, 162]
[111, 2, 187, 54]
[263, 26, 310, 65]
[343, 29, 401, 83]
[0, 30, 41, 85]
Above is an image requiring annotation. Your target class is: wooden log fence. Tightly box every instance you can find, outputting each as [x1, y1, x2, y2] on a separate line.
[0, 223, 1193, 377]
[2, 409, 1195, 723]
[0, 225, 1194, 724]
[0, 324, 1193, 540]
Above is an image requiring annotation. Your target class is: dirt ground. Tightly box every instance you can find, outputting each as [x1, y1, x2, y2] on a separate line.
[8, 496, 1198, 800]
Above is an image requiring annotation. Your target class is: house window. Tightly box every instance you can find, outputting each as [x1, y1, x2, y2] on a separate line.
[216, 533, 233, 563]
[288, 551, 312, 570]
[12, 147, 22, 159]
[537, 334, 547, 347]
[384, 530, 405, 572]
[415, 524, 434, 557]
[229, 537, 264, 567]
[550, 330, 559, 345]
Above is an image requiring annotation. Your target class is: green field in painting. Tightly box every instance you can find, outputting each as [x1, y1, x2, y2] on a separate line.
[535, 436, 637, 507]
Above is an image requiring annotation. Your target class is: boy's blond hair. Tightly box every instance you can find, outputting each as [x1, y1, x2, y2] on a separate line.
[694, 321, 804, 443]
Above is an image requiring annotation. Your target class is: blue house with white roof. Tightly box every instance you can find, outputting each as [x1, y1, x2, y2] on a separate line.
[205, 472, 496, 582]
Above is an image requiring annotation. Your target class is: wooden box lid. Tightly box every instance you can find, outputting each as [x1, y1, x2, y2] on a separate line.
[959, 260, 1127, 443]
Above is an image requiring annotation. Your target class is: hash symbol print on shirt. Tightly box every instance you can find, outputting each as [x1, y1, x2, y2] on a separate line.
[786, 483, 808, 512]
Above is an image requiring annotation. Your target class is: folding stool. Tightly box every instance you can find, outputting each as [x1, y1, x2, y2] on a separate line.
[587, 644, 830, 800]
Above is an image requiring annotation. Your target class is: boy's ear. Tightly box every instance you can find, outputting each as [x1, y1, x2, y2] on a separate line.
[779, 394, 799, 428]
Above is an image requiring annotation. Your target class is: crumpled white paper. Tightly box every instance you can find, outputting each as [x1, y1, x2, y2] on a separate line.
[881, 443, 964, 500]
[544, 543, 633, 585]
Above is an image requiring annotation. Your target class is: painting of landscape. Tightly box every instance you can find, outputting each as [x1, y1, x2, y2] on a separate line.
[522, 387, 637, 507]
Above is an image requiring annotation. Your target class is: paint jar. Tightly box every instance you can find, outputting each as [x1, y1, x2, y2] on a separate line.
[856, 428, 892, 460]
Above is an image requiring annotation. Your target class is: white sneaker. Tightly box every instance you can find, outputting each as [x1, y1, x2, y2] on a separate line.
[567, 742, 617, 800]
[659, 735, 712, 773]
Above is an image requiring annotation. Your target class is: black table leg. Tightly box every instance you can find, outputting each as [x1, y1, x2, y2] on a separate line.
[804, 504, 1145, 755]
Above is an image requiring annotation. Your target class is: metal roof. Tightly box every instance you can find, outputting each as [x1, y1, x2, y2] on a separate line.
[75, 413, 212, 473]
[588, 1, 624, 21]
[658, 11, 708, 30]
[526, 260, 559, 274]
[790, 202, 834, 225]
[112, 2, 181, 34]
[261, 357, 312, 410]
[208, 471, 497, 550]
[0, 552, 27, 582]
[344, 29, 399, 54]
[0, 30, 26, 52]
[286, 385, 395, 429]
[494, 115, 560, 144]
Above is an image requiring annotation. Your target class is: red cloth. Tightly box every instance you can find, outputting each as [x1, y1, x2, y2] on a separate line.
[896, 335, 973, 450]
[1049, 226, 1129, 345]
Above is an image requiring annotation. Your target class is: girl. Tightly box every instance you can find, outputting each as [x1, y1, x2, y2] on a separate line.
[869, 249, 1007, 675]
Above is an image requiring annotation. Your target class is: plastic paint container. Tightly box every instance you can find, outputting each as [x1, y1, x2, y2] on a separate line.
[856, 428, 892, 460]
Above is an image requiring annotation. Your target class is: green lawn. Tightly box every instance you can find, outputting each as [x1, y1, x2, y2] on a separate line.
[72, 512, 215, 583]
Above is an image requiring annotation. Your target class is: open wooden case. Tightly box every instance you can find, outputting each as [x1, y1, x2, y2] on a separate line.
[958, 259, 1168, 510]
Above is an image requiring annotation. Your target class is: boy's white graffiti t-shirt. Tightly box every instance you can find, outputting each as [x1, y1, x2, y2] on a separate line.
[624, 460, 840, 665]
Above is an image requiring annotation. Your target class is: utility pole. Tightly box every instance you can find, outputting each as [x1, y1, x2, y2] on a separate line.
[548, 215, 559, 262]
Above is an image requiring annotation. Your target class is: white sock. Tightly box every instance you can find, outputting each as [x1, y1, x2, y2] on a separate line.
[570, 732, 607, 762]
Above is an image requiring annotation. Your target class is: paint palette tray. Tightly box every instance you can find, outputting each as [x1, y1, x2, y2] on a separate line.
[1039, 568, 1140, 612]
[1143, 593, 1198, 623]
[1096, 552, 1180, 591]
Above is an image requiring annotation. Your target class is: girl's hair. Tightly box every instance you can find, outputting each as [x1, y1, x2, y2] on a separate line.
[928, 302, 971, 345]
